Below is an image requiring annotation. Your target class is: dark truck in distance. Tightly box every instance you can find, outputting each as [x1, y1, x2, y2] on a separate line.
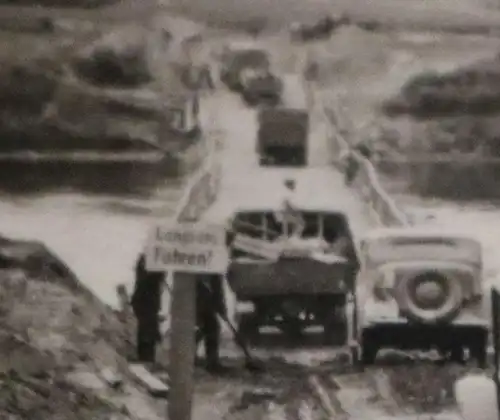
[219, 42, 271, 92]
[257, 108, 308, 166]
[226, 206, 359, 345]
[257, 75, 309, 166]
[240, 68, 283, 106]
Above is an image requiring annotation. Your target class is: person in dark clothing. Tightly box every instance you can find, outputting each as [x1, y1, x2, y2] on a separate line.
[194, 229, 235, 373]
[344, 151, 359, 186]
[195, 273, 229, 373]
[131, 253, 164, 364]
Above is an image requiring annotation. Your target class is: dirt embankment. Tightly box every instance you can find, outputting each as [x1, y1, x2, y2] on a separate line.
[0, 234, 174, 419]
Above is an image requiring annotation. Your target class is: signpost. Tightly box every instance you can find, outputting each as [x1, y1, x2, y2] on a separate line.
[146, 222, 228, 420]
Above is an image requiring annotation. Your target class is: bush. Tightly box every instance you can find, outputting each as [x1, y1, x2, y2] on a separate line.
[0, 59, 60, 115]
[389, 115, 500, 199]
[72, 45, 152, 88]
[382, 60, 500, 118]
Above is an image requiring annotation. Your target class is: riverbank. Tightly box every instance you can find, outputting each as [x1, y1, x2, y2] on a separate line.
[0, 234, 164, 419]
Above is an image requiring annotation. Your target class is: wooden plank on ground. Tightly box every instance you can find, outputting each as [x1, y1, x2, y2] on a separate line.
[129, 363, 169, 398]
[99, 367, 123, 389]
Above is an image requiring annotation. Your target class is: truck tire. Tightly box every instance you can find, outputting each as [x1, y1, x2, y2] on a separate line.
[470, 329, 488, 368]
[361, 331, 378, 365]
[323, 307, 347, 346]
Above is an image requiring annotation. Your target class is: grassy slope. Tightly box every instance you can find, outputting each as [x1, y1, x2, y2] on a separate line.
[0, 0, 167, 152]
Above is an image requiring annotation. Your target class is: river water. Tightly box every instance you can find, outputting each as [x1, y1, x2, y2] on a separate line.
[0, 161, 183, 308]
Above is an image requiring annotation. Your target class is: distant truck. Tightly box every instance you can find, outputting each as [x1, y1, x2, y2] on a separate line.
[219, 41, 271, 92]
[257, 74, 309, 166]
[227, 205, 359, 345]
[240, 68, 283, 106]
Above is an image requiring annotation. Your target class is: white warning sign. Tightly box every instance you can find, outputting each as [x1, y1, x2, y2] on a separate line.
[145, 223, 229, 273]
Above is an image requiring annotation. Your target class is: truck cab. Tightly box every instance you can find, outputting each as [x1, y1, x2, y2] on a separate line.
[219, 42, 270, 91]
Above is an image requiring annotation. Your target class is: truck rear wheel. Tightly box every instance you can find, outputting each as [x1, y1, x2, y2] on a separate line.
[237, 314, 260, 341]
[469, 330, 488, 368]
[361, 331, 378, 365]
[323, 308, 347, 346]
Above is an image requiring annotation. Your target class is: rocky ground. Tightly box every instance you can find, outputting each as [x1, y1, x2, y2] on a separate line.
[0, 234, 166, 419]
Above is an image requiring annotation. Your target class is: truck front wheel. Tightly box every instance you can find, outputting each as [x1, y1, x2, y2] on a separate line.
[361, 332, 378, 365]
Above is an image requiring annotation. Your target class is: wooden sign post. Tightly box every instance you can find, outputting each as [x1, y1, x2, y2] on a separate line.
[168, 271, 196, 420]
[145, 222, 229, 420]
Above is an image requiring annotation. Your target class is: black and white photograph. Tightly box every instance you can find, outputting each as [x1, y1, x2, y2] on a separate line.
[1, 0, 500, 418]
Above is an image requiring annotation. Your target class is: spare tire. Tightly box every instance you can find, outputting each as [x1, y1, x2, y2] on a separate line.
[394, 270, 463, 324]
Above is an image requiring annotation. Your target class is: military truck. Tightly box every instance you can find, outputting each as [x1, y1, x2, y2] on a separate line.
[219, 41, 270, 92]
[355, 227, 488, 367]
[226, 204, 359, 345]
[257, 109, 308, 166]
[257, 75, 309, 166]
[240, 68, 283, 106]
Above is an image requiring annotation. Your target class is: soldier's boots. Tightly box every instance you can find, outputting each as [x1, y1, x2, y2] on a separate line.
[205, 359, 231, 374]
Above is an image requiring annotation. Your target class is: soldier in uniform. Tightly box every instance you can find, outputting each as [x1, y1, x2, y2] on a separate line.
[195, 273, 229, 374]
[194, 227, 236, 374]
[131, 253, 164, 364]
[277, 178, 305, 238]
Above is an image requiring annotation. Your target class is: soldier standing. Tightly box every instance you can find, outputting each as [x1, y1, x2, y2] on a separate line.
[195, 273, 229, 374]
[276, 178, 305, 238]
[131, 253, 164, 364]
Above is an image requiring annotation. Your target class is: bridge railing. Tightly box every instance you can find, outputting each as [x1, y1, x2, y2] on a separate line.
[319, 96, 409, 227]
[174, 127, 223, 222]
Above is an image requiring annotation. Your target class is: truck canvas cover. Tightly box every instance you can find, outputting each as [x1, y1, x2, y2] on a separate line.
[258, 109, 309, 147]
[227, 209, 357, 297]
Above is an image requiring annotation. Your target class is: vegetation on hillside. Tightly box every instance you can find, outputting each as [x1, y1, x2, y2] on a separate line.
[378, 53, 500, 199]
[72, 44, 152, 88]
[382, 60, 500, 118]
[0, 27, 158, 152]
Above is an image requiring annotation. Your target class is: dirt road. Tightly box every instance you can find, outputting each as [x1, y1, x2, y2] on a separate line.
[169, 59, 477, 420]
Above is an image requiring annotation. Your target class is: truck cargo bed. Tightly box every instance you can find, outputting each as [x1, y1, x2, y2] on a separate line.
[227, 257, 349, 298]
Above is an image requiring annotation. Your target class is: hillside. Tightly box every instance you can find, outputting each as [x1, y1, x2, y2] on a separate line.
[292, 24, 500, 200]
[0, 234, 168, 420]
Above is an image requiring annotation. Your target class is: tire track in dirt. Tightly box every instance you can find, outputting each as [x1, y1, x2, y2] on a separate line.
[303, 362, 472, 420]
